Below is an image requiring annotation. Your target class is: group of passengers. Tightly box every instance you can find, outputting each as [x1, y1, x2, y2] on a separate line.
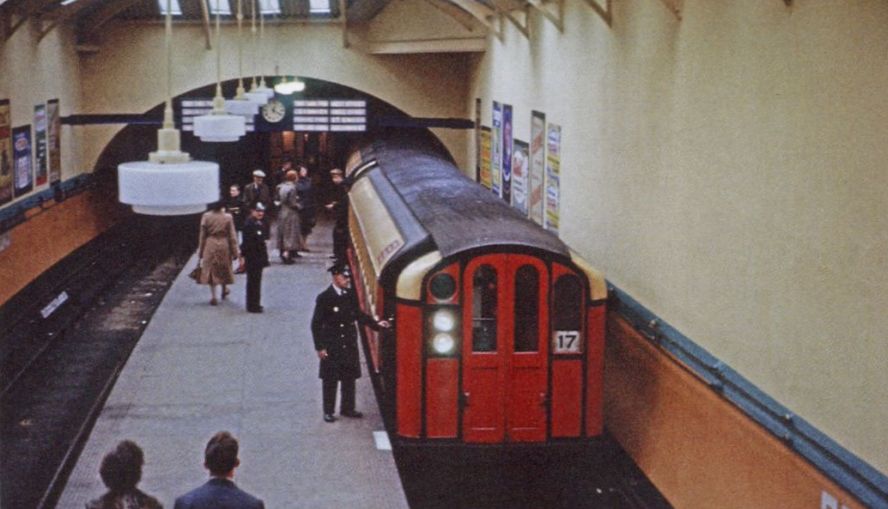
[197, 158, 342, 313]
[85, 432, 263, 509]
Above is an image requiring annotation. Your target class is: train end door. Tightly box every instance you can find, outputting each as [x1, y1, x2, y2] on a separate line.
[462, 255, 549, 443]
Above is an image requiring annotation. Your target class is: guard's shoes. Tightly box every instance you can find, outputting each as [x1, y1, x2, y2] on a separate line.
[341, 410, 363, 419]
[323, 414, 337, 423]
[247, 306, 264, 313]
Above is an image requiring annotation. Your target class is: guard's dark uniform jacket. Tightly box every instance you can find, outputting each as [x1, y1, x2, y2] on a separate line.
[310, 285, 380, 380]
[240, 216, 269, 312]
[241, 217, 269, 269]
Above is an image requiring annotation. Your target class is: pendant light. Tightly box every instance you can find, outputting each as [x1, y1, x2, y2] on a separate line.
[244, 0, 270, 104]
[193, 0, 246, 142]
[225, 0, 262, 116]
[118, 0, 219, 215]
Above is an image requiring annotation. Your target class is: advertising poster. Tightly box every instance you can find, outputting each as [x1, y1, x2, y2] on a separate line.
[47, 99, 61, 184]
[474, 98, 481, 182]
[545, 124, 562, 234]
[479, 126, 492, 190]
[511, 139, 529, 216]
[0, 99, 12, 206]
[34, 104, 48, 186]
[13, 126, 33, 196]
[501, 103, 513, 204]
[491, 101, 502, 197]
[529, 111, 546, 225]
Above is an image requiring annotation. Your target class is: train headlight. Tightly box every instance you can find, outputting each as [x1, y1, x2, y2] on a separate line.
[432, 310, 455, 332]
[432, 333, 456, 355]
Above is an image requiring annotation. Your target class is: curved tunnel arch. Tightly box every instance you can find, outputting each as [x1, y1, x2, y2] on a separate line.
[92, 75, 455, 196]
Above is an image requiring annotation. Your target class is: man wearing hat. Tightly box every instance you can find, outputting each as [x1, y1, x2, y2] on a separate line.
[310, 263, 390, 422]
[242, 169, 272, 210]
[324, 168, 349, 262]
[240, 203, 270, 313]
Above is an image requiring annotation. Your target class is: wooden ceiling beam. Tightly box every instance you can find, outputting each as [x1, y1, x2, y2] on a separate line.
[528, 0, 562, 32]
[447, 0, 499, 38]
[75, 0, 145, 42]
[581, 0, 611, 27]
[422, 0, 478, 32]
[3, 0, 58, 40]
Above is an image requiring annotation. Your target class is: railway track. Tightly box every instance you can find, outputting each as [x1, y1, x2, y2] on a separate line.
[0, 216, 195, 509]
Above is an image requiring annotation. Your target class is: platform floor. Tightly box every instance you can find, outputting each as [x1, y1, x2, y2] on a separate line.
[57, 223, 409, 509]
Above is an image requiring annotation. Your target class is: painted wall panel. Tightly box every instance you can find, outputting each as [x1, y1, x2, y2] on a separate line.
[469, 0, 888, 472]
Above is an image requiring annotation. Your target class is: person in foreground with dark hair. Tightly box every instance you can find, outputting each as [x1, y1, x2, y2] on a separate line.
[86, 440, 163, 509]
[173, 431, 264, 509]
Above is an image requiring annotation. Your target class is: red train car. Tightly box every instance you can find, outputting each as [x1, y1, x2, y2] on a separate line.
[343, 136, 607, 445]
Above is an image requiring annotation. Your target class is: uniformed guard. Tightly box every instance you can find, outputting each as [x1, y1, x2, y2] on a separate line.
[324, 168, 349, 262]
[240, 202, 269, 313]
[310, 263, 390, 422]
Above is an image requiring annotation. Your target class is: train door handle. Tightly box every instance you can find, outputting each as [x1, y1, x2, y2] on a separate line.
[540, 392, 549, 408]
[461, 392, 470, 407]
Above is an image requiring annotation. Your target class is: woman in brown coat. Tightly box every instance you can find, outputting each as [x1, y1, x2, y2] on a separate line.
[198, 202, 239, 305]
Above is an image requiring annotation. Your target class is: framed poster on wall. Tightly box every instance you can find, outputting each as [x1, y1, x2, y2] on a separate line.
[13, 126, 33, 196]
[545, 123, 561, 234]
[501, 103, 513, 204]
[34, 104, 48, 187]
[511, 139, 529, 216]
[529, 111, 546, 225]
[479, 126, 492, 190]
[47, 99, 61, 184]
[491, 101, 502, 198]
[0, 99, 12, 206]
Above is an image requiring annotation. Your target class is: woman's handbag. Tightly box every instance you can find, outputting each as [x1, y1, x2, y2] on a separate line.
[188, 263, 202, 282]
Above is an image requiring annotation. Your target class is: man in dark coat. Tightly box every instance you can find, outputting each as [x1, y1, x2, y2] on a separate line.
[240, 203, 269, 313]
[174, 431, 264, 509]
[324, 168, 349, 262]
[311, 263, 390, 422]
[241, 169, 271, 209]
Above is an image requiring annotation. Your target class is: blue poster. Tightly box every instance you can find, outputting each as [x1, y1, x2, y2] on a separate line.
[13, 125, 33, 196]
[491, 102, 502, 197]
[501, 104, 513, 204]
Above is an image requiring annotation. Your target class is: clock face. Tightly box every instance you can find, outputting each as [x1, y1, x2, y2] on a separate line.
[262, 99, 286, 123]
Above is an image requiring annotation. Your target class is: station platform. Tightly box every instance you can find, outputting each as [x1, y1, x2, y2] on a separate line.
[57, 223, 409, 509]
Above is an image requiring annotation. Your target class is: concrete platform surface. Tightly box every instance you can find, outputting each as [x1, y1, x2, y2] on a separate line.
[58, 223, 409, 509]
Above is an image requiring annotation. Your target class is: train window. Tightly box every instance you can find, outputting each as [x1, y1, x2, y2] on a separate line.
[514, 265, 539, 352]
[552, 275, 583, 354]
[472, 265, 497, 352]
[430, 273, 457, 301]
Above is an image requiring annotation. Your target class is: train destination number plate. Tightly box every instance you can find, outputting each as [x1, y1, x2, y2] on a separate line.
[552, 330, 582, 354]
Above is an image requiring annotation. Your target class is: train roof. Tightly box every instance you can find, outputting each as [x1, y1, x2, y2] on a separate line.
[355, 140, 570, 269]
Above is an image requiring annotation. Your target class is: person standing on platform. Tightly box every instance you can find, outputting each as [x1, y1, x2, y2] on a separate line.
[86, 440, 163, 509]
[271, 157, 293, 191]
[242, 169, 271, 210]
[296, 165, 317, 250]
[311, 263, 390, 423]
[225, 185, 245, 237]
[275, 170, 305, 264]
[197, 201, 239, 306]
[173, 431, 264, 509]
[240, 203, 269, 313]
[325, 168, 349, 262]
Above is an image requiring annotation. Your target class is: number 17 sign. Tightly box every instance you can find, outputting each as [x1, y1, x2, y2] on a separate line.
[553, 330, 582, 354]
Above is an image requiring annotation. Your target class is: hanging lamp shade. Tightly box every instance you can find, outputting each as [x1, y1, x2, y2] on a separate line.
[194, 2, 246, 143]
[194, 113, 246, 142]
[274, 78, 306, 95]
[117, 0, 219, 216]
[119, 160, 219, 215]
[225, 97, 260, 116]
[253, 82, 275, 99]
[244, 89, 269, 106]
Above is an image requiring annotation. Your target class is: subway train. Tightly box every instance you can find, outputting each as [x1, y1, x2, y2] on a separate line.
[342, 134, 607, 445]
